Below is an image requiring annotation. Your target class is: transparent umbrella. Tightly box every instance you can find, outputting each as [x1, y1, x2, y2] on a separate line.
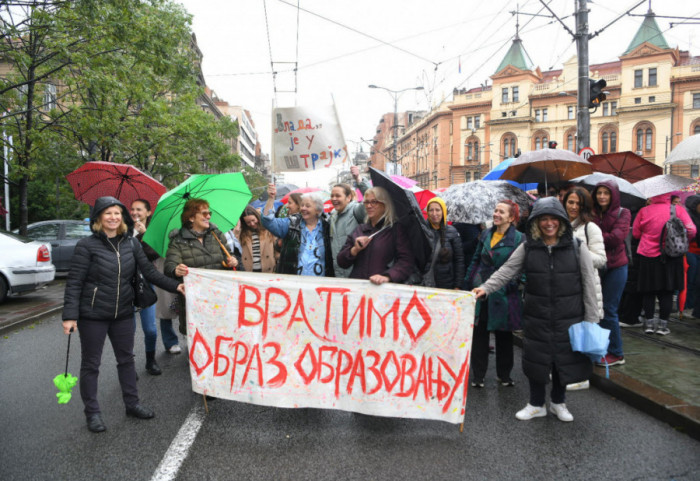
[633, 174, 696, 199]
[664, 134, 700, 166]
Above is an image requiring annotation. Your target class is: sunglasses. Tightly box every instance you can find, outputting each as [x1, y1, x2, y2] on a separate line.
[198, 211, 212, 217]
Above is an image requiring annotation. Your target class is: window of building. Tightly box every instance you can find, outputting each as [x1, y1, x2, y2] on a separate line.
[602, 133, 609, 154]
[502, 112, 507, 117]
[692, 165, 699, 178]
[602, 103, 609, 116]
[567, 134, 574, 151]
[502, 133, 517, 158]
[635, 123, 654, 153]
[465, 172, 472, 182]
[695, 124, 700, 135]
[568, 106, 574, 119]
[502, 88, 509, 103]
[44, 83, 57, 110]
[634, 97, 641, 104]
[610, 131, 617, 152]
[649, 96, 655, 103]
[467, 117, 472, 130]
[599, 127, 618, 154]
[473, 171, 481, 180]
[542, 108, 548, 122]
[693, 93, 700, 109]
[634, 69, 643, 88]
[648, 68, 657, 87]
[535, 138, 541, 150]
[512, 86, 519, 103]
[636, 129, 643, 151]
[611, 101, 617, 115]
[645, 128, 652, 150]
[475, 116, 480, 129]
[532, 131, 548, 151]
[474, 141, 479, 161]
[467, 143, 473, 160]
[535, 109, 541, 122]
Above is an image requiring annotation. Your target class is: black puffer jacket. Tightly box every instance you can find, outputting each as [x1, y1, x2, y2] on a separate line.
[63, 197, 180, 322]
[424, 224, 465, 289]
[521, 197, 591, 385]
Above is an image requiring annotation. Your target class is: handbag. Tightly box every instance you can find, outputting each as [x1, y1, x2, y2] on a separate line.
[129, 238, 157, 309]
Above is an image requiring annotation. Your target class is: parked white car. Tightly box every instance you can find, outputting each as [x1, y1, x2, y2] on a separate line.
[0, 231, 56, 303]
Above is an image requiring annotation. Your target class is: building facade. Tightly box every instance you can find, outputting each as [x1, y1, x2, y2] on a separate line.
[376, 11, 700, 188]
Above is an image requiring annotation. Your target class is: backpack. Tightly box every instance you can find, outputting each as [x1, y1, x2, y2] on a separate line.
[660, 205, 689, 258]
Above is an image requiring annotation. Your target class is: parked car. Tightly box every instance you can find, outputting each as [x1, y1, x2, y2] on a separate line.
[19, 220, 92, 272]
[0, 231, 55, 303]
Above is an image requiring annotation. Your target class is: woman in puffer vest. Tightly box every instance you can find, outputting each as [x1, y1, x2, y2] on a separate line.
[473, 198, 598, 423]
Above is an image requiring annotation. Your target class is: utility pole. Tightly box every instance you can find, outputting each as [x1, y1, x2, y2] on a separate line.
[575, 0, 590, 151]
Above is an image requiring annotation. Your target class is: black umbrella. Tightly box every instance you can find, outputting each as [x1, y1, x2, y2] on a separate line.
[369, 167, 432, 271]
[257, 183, 299, 202]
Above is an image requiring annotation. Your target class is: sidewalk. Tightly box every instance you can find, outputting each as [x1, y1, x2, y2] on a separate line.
[1, 281, 698, 440]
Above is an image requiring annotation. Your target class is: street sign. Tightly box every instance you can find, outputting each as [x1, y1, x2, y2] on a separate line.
[578, 147, 595, 161]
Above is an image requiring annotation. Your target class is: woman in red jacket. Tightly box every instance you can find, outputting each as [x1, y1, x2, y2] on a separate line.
[592, 180, 630, 367]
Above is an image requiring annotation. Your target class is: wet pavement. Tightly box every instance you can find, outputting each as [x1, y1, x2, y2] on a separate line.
[1, 280, 698, 440]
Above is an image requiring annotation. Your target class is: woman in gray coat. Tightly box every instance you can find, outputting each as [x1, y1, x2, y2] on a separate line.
[473, 197, 598, 423]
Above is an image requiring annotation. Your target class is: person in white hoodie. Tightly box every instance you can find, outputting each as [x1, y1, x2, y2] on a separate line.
[562, 187, 607, 390]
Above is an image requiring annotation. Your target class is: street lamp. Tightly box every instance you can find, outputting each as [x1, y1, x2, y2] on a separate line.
[369, 84, 424, 175]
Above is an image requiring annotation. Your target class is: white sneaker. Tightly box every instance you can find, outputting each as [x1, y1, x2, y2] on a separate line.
[549, 403, 574, 422]
[566, 380, 590, 391]
[168, 345, 182, 354]
[515, 404, 547, 420]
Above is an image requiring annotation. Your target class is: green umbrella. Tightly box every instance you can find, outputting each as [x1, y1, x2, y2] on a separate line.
[143, 173, 252, 257]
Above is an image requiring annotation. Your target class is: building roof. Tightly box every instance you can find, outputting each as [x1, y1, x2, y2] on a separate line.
[495, 37, 534, 74]
[623, 11, 669, 55]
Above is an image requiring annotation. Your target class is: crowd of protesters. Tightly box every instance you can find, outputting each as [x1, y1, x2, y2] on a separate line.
[62, 164, 698, 433]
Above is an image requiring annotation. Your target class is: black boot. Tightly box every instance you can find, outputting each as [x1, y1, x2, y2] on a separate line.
[145, 351, 161, 375]
[86, 413, 106, 433]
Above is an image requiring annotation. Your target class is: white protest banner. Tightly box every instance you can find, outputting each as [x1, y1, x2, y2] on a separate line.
[183, 269, 475, 424]
[271, 105, 349, 172]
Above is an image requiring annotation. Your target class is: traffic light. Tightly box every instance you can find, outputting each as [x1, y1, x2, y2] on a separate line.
[589, 78, 607, 108]
[548, 141, 558, 149]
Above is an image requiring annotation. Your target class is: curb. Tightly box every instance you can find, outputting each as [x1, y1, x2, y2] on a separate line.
[0, 305, 63, 336]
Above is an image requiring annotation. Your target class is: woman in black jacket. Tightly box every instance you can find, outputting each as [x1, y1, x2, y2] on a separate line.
[422, 197, 464, 288]
[62, 197, 184, 433]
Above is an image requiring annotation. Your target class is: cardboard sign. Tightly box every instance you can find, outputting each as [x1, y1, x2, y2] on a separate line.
[183, 269, 475, 424]
[271, 105, 349, 172]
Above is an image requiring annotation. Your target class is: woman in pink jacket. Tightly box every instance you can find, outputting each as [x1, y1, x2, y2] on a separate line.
[633, 192, 696, 335]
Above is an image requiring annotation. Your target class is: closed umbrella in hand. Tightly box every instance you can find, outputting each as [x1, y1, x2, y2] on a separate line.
[53, 328, 78, 404]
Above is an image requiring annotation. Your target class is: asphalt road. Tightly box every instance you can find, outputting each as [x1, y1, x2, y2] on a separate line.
[1, 313, 698, 481]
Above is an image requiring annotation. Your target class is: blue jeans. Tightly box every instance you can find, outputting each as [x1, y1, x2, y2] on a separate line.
[137, 304, 157, 353]
[600, 265, 627, 357]
[160, 319, 179, 350]
[686, 253, 699, 310]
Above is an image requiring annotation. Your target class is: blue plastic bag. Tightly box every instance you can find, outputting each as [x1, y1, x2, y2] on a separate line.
[568, 321, 610, 363]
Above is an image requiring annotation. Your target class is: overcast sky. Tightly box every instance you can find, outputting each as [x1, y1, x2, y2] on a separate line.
[177, 0, 698, 187]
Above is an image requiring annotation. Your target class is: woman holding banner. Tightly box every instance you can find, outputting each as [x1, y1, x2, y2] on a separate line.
[473, 198, 598, 422]
[262, 184, 334, 277]
[464, 200, 522, 388]
[165, 198, 240, 335]
[337, 187, 414, 284]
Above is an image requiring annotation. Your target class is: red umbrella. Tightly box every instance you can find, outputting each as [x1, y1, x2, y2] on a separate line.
[279, 187, 326, 204]
[66, 161, 166, 209]
[588, 151, 662, 183]
[413, 189, 437, 219]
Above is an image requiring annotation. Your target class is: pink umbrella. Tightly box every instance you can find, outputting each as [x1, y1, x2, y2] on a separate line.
[390, 174, 418, 189]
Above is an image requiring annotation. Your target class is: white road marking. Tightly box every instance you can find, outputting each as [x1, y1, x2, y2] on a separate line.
[150, 405, 205, 481]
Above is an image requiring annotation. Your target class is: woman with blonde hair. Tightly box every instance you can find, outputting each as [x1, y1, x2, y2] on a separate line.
[337, 187, 414, 284]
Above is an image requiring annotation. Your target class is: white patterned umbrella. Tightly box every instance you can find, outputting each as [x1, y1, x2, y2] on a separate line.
[570, 172, 646, 209]
[633, 174, 696, 199]
[664, 135, 700, 166]
[438, 180, 532, 224]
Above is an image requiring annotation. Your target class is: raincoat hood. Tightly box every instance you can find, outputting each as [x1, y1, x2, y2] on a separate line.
[90, 196, 134, 232]
[525, 197, 572, 240]
[592, 179, 622, 214]
[426, 197, 447, 230]
[649, 192, 672, 205]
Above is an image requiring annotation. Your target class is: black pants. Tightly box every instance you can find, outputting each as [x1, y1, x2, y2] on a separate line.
[78, 316, 139, 415]
[642, 290, 673, 321]
[470, 303, 514, 381]
[528, 365, 566, 406]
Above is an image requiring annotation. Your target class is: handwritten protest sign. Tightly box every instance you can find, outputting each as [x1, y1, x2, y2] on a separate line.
[183, 269, 475, 424]
[271, 105, 349, 172]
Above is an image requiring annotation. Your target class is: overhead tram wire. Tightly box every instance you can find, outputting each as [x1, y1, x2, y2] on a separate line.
[262, 0, 278, 103]
[294, 0, 300, 104]
[276, 0, 440, 69]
